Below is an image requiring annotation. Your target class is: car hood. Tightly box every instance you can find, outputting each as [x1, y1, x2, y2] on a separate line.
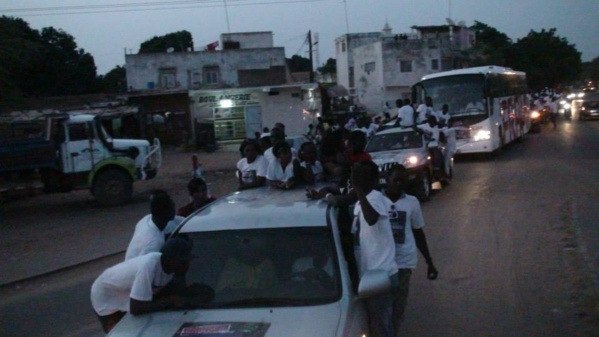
[108, 303, 342, 337]
[370, 150, 424, 165]
[112, 139, 151, 150]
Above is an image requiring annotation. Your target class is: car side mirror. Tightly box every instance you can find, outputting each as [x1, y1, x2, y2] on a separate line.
[357, 269, 391, 298]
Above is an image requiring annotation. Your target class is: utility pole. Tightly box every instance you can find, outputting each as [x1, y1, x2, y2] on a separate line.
[224, 0, 231, 34]
[308, 30, 314, 83]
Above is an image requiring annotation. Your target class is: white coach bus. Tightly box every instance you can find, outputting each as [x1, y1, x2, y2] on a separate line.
[412, 65, 531, 154]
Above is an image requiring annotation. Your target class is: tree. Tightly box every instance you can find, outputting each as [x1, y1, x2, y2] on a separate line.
[317, 58, 336, 75]
[0, 16, 98, 102]
[506, 28, 581, 90]
[0, 16, 42, 103]
[36, 27, 97, 95]
[286, 55, 311, 73]
[139, 31, 193, 53]
[468, 21, 513, 66]
[98, 65, 127, 93]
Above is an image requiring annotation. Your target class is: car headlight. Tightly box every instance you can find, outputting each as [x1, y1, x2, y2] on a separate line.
[531, 110, 540, 119]
[473, 130, 491, 141]
[563, 103, 571, 109]
[578, 93, 585, 98]
[560, 100, 567, 105]
[401, 155, 421, 168]
[567, 94, 575, 99]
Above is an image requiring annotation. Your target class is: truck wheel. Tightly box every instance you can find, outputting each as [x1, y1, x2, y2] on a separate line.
[93, 169, 132, 206]
[415, 172, 431, 201]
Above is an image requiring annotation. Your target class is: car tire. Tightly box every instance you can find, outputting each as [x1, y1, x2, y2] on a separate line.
[414, 172, 431, 201]
[92, 169, 133, 206]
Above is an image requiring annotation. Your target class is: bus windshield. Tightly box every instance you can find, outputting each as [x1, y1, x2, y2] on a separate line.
[420, 74, 487, 117]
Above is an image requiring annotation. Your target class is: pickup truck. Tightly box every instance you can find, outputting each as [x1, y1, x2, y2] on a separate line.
[366, 126, 452, 201]
[0, 112, 161, 206]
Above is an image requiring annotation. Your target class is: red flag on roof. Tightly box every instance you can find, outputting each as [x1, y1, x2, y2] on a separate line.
[206, 41, 219, 51]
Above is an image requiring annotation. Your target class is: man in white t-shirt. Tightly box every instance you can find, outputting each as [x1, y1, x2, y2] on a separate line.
[397, 98, 416, 127]
[266, 142, 295, 189]
[125, 191, 176, 261]
[416, 96, 435, 124]
[263, 127, 298, 163]
[91, 237, 204, 333]
[237, 141, 269, 190]
[384, 164, 437, 335]
[352, 160, 398, 337]
[435, 103, 451, 127]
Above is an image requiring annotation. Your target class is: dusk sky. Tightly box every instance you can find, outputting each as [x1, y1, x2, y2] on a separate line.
[2, 0, 598, 75]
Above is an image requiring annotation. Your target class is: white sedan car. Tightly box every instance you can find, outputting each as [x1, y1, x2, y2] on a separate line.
[108, 186, 389, 337]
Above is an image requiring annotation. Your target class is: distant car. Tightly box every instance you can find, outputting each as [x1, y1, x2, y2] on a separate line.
[579, 92, 599, 120]
[108, 187, 390, 337]
[366, 126, 452, 201]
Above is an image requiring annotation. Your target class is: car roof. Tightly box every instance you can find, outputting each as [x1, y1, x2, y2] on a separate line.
[374, 126, 419, 136]
[179, 186, 330, 233]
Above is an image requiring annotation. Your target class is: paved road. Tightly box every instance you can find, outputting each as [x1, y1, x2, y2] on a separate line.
[400, 118, 599, 336]
[1, 118, 598, 337]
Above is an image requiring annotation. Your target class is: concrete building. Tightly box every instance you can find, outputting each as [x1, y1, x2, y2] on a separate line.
[125, 31, 288, 92]
[336, 23, 475, 114]
[124, 31, 324, 150]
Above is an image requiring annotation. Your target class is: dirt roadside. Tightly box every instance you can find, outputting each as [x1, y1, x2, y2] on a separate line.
[0, 146, 240, 286]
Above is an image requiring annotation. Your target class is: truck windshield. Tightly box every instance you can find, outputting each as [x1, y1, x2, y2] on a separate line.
[420, 74, 487, 117]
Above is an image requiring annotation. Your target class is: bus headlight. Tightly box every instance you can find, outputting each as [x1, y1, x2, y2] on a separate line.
[473, 130, 491, 141]
[531, 110, 541, 119]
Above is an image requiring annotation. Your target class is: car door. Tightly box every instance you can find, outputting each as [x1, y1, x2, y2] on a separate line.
[62, 121, 106, 173]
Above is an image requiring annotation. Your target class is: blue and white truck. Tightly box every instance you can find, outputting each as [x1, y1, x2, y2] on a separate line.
[0, 111, 161, 206]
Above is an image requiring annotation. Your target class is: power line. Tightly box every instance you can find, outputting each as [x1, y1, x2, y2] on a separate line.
[1, 0, 332, 17]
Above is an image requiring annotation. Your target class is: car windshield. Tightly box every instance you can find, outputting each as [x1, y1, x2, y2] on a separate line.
[421, 74, 488, 117]
[366, 131, 423, 152]
[183, 226, 341, 308]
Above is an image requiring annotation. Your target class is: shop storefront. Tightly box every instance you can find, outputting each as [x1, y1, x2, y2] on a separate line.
[189, 84, 320, 150]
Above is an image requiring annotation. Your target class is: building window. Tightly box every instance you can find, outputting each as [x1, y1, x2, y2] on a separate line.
[400, 60, 412, 73]
[204, 66, 219, 85]
[342, 42, 346, 52]
[159, 68, 176, 88]
[431, 59, 439, 70]
[349, 66, 355, 88]
[364, 62, 375, 74]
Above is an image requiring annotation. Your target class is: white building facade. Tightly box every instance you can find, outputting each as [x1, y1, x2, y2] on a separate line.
[125, 31, 325, 150]
[126, 31, 288, 92]
[336, 24, 475, 114]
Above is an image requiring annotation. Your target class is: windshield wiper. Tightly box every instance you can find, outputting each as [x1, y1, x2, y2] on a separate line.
[220, 297, 307, 308]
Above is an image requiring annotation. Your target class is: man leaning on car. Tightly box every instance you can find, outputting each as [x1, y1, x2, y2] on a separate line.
[90, 237, 213, 333]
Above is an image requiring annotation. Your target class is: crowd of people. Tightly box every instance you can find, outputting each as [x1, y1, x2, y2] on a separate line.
[89, 107, 449, 335]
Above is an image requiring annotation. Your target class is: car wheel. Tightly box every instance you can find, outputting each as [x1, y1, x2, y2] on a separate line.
[92, 169, 133, 206]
